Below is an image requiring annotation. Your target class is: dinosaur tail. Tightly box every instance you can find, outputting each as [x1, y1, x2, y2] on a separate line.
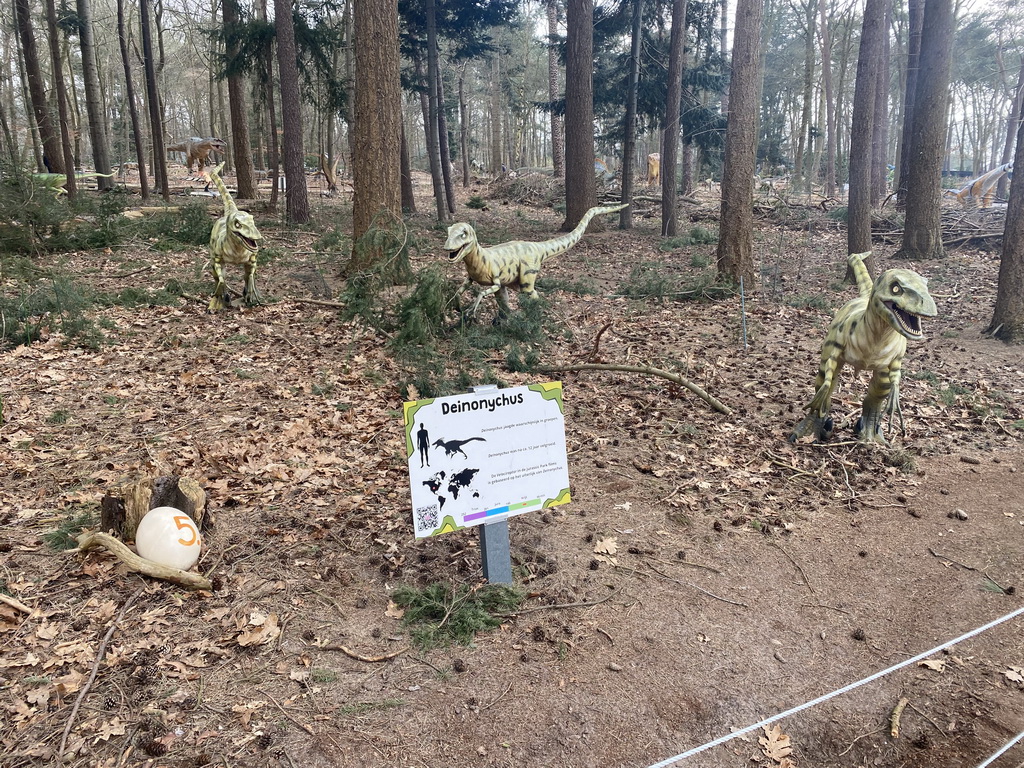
[847, 252, 874, 298]
[529, 203, 629, 264]
[207, 162, 237, 213]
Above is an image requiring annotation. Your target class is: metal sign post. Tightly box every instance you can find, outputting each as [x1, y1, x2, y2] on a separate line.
[467, 386, 513, 584]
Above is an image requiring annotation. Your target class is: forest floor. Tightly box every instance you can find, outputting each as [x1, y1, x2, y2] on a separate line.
[1, 171, 1023, 768]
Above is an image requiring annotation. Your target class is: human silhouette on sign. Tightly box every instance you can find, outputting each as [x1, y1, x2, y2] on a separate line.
[417, 423, 431, 467]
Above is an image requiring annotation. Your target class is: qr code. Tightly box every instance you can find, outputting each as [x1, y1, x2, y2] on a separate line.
[415, 504, 439, 530]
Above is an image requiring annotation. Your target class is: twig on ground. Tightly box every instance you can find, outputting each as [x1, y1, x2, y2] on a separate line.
[800, 602, 851, 614]
[59, 586, 144, 759]
[505, 587, 622, 616]
[256, 688, 315, 735]
[0, 593, 34, 615]
[290, 297, 345, 309]
[907, 701, 945, 734]
[928, 547, 977, 572]
[838, 727, 887, 756]
[771, 542, 814, 593]
[480, 680, 514, 711]
[579, 321, 613, 363]
[890, 696, 909, 738]
[318, 644, 408, 663]
[533, 362, 732, 415]
[639, 564, 748, 608]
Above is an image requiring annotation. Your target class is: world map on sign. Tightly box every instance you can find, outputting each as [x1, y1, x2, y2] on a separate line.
[422, 468, 481, 509]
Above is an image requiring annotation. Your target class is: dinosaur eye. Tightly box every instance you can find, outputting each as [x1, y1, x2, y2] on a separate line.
[891, 284, 902, 294]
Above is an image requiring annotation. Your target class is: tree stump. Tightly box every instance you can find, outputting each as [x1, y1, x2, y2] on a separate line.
[101, 476, 206, 540]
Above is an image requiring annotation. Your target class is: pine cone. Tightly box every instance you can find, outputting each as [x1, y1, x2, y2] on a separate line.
[141, 739, 168, 757]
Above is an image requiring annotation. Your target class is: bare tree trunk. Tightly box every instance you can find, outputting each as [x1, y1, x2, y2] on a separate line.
[871, 0, 892, 204]
[117, 0, 149, 200]
[990, 114, 1024, 343]
[400, 122, 416, 213]
[275, 0, 310, 223]
[350, 0, 402, 272]
[662, 0, 689, 236]
[997, 57, 1024, 200]
[547, 0, 564, 178]
[792, 0, 815, 193]
[77, 0, 113, 188]
[258, 0, 279, 209]
[140, 0, 168, 200]
[715, 0, 763, 288]
[619, 0, 642, 229]
[44, 0, 76, 199]
[436, 72, 456, 213]
[458, 64, 470, 187]
[489, 56, 503, 174]
[14, 0, 63, 174]
[846, 0, 883, 271]
[562, 0, 596, 230]
[895, 0, 953, 260]
[423, 0, 448, 221]
[224, 0, 257, 199]
[818, 0, 836, 197]
[896, 0, 924, 207]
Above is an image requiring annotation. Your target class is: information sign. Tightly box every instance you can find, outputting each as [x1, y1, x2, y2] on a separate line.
[404, 382, 571, 538]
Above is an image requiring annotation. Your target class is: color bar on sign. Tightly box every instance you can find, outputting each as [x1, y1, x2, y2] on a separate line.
[464, 499, 541, 523]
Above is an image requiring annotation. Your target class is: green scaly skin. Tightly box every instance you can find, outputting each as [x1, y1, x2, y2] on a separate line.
[789, 251, 937, 446]
[32, 172, 113, 196]
[444, 203, 628, 318]
[207, 162, 263, 312]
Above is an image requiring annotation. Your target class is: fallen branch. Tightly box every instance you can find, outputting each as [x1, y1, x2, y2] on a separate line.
[638, 564, 748, 607]
[504, 586, 622, 616]
[534, 362, 732, 415]
[0, 592, 34, 615]
[318, 644, 408, 663]
[60, 587, 144, 759]
[75, 531, 212, 590]
[290, 297, 346, 309]
[890, 696, 909, 738]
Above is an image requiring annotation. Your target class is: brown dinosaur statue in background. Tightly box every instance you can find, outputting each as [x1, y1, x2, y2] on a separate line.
[167, 137, 227, 174]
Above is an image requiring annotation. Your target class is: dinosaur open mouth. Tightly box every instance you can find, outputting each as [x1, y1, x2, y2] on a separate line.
[239, 235, 259, 252]
[884, 300, 924, 338]
[448, 245, 468, 262]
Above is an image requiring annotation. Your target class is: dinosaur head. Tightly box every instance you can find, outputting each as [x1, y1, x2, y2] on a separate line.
[229, 210, 262, 253]
[443, 223, 477, 262]
[207, 137, 228, 153]
[872, 268, 937, 340]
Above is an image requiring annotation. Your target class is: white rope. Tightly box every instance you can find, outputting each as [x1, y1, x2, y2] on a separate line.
[646, 604, 1024, 768]
[974, 730, 1024, 768]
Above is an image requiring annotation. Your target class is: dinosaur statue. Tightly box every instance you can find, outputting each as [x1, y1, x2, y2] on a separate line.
[789, 252, 937, 446]
[32, 172, 113, 197]
[955, 162, 1013, 209]
[433, 436, 486, 458]
[206, 162, 263, 311]
[444, 203, 628, 318]
[167, 137, 227, 174]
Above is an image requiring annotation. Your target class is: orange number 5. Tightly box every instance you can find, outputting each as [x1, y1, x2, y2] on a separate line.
[173, 516, 199, 546]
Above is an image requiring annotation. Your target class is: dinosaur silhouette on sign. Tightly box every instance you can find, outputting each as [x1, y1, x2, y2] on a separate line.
[432, 436, 486, 459]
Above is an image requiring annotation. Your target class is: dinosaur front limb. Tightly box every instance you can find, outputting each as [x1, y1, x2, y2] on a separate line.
[466, 282, 503, 317]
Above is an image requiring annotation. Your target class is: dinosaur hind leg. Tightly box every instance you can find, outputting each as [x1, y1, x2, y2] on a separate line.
[242, 260, 262, 306]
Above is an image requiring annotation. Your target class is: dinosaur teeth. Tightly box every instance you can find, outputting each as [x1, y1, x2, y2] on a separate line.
[886, 301, 924, 337]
